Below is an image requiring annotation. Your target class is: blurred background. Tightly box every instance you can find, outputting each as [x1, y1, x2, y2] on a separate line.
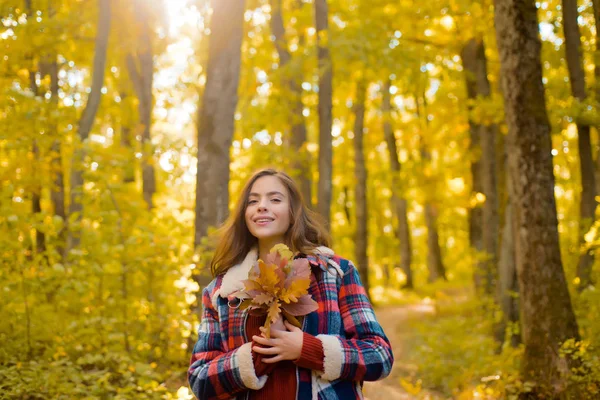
[0, 0, 599, 398]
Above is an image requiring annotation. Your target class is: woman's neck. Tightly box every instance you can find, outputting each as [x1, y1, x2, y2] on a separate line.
[258, 239, 283, 261]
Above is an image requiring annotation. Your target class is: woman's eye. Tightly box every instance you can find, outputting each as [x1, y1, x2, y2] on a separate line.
[271, 198, 281, 203]
[248, 200, 257, 205]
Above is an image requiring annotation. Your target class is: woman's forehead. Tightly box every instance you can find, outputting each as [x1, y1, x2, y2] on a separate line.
[249, 176, 287, 195]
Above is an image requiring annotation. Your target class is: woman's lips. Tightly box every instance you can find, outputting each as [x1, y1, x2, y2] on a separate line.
[254, 218, 274, 226]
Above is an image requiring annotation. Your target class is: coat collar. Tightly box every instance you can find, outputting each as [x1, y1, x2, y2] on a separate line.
[214, 246, 341, 301]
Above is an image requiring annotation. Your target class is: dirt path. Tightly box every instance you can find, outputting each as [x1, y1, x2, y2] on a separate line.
[363, 303, 439, 400]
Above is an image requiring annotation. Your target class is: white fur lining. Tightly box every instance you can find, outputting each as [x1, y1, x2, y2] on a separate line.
[211, 248, 258, 308]
[316, 334, 344, 381]
[236, 342, 268, 390]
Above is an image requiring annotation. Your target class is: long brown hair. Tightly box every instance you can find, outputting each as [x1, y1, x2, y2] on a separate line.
[210, 168, 331, 277]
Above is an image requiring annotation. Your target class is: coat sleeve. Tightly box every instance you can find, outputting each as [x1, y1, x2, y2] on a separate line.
[315, 261, 394, 382]
[188, 285, 268, 400]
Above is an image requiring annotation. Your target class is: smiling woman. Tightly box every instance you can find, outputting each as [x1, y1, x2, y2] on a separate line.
[187, 168, 394, 400]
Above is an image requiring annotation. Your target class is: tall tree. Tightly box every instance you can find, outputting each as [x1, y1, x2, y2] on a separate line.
[66, 0, 111, 252]
[126, 0, 156, 210]
[462, 38, 499, 296]
[315, 0, 333, 226]
[269, 0, 311, 206]
[46, 59, 67, 260]
[594, 0, 600, 198]
[494, 0, 580, 394]
[194, 0, 245, 247]
[353, 81, 369, 296]
[562, 0, 597, 290]
[497, 152, 520, 348]
[382, 80, 413, 288]
[417, 94, 447, 282]
[25, 0, 46, 256]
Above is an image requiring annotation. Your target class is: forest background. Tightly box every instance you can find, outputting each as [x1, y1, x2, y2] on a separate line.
[1, 0, 600, 398]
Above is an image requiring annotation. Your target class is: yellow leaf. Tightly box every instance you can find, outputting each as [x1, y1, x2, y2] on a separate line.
[267, 300, 281, 324]
[280, 278, 310, 303]
[270, 243, 293, 261]
[257, 260, 281, 293]
[253, 292, 274, 305]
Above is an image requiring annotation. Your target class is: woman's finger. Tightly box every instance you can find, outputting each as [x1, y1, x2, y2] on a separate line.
[269, 329, 281, 338]
[261, 355, 283, 364]
[252, 345, 279, 355]
[252, 335, 275, 346]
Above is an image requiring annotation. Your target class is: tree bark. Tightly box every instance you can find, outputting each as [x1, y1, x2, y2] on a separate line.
[416, 95, 447, 282]
[423, 202, 447, 282]
[315, 0, 333, 226]
[382, 80, 413, 288]
[118, 92, 135, 184]
[194, 0, 245, 247]
[496, 158, 521, 349]
[462, 39, 489, 293]
[562, 0, 597, 290]
[270, 0, 311, 206]
[595, 0, 600, 198]
[494, 0, 580, 393]
[67, 0, 111, 252]
[32, 142, 46, 254]
[126, 0, 155, 209]
[353, 81, 369, 297]
[25, 0, 46, 255]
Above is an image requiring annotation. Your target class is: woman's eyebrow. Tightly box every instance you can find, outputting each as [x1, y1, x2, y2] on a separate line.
[248, 191, 285, 197]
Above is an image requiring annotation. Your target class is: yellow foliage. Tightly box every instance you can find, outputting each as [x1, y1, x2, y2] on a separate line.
[399, 378, 422, 395]
[280, 278, 311, 303]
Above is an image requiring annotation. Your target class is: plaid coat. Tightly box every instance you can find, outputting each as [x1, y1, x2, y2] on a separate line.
[188, 247, 394, 400]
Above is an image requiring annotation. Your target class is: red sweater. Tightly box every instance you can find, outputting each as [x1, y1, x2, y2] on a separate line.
[247, 314, 324, 399]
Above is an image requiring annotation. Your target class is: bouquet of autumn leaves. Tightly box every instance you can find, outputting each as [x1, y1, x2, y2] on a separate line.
[231, 244, 318, 338]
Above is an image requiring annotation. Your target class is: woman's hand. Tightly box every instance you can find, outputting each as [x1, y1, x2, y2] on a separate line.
[252, 320, 303, 363]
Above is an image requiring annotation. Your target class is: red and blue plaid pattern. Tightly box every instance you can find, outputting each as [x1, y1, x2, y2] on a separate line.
[188, 252, 394, 400]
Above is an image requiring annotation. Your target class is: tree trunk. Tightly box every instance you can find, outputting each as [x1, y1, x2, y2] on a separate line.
[461, 39, 485, 293]
[353, 81, 369, 297]
[382, 80, 413, 288]
[562, 0, 597, 290]
[424, 203, 447, 282]
[315, 0, 333, 226]
[67, 0, 111, 252]
[194, 0, 245, 247]
[32, 142, 46, 254]
[494, 0, 581, 393]
[595, 0, 600, 199]
[126, 1, 155, 209]
[118, 92, 135, 184]
[593, 0, 600, 199]
[496, 159, 521, 349]
[416, 95, 447, 282]
[41, 57, 67, 259]
[47, 59, 67, 259]
[25, 0, 46, 255]
[270, 0, 311, 206]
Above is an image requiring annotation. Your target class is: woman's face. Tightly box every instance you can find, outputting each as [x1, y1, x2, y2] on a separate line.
[244, 175, 291, 245]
